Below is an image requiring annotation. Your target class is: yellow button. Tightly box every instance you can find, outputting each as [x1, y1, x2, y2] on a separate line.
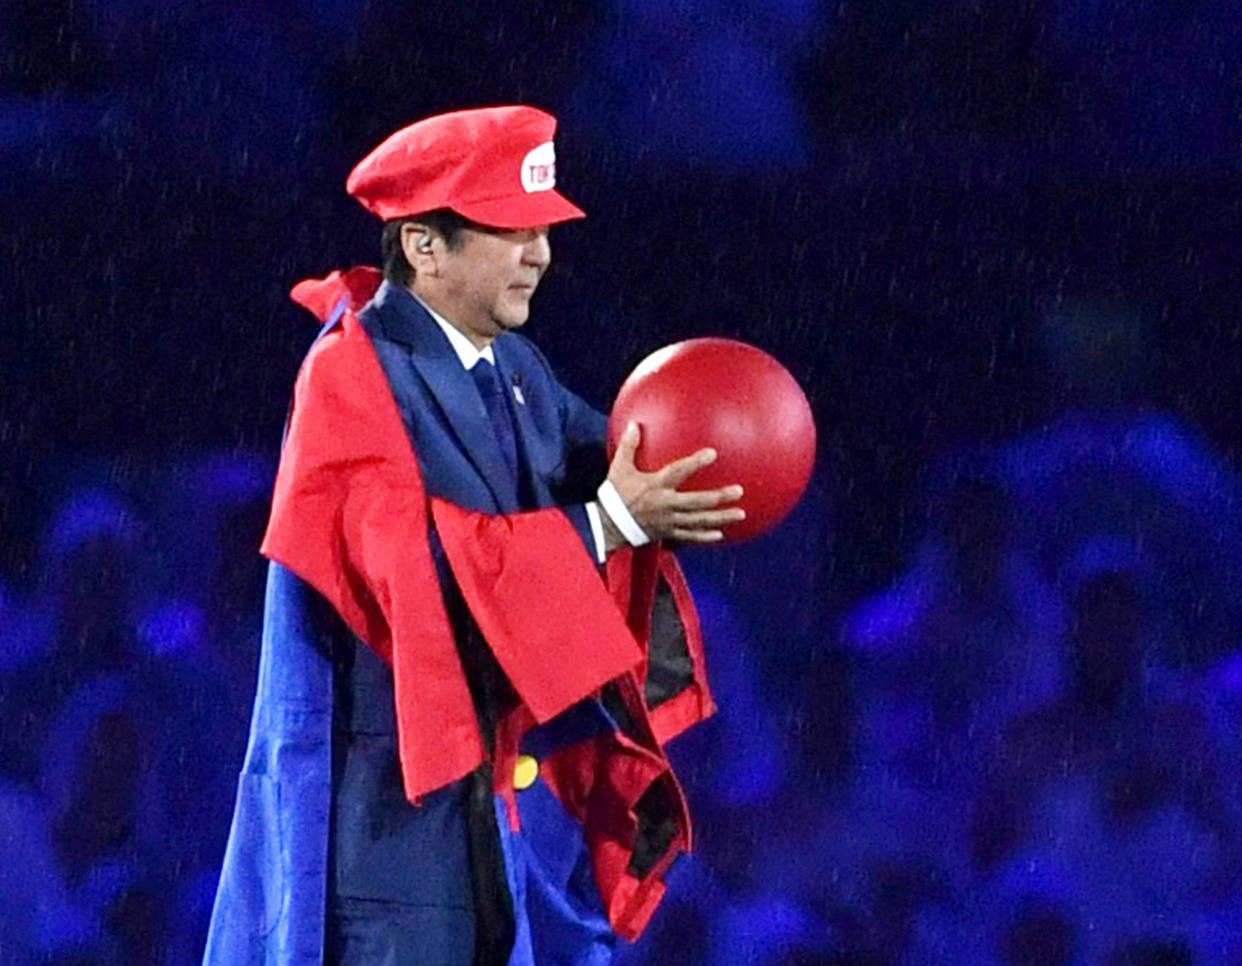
[513, 754, 539, 791]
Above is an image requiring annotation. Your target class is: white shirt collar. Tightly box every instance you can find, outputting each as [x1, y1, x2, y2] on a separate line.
[413, 294, 495, 370]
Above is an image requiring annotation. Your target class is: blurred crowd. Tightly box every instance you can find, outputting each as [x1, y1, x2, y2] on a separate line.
[626, 408, 1242, 965]
[0, 454, 272, 964]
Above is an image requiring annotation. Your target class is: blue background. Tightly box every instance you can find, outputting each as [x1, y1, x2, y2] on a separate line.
[3, 1, 1242, 962]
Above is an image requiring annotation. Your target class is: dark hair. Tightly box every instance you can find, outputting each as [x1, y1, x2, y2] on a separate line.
[381, 209, 470, 286]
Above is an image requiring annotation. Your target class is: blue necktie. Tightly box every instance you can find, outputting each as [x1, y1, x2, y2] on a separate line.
[470, 358, 520, 492]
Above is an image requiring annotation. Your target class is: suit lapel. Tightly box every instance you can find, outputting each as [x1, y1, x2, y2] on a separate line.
[493, 344, 552, 507]
[369, 282, 520, 512]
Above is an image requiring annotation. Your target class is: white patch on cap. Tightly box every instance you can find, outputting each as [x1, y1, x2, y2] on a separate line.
[520, 141, 557, 193]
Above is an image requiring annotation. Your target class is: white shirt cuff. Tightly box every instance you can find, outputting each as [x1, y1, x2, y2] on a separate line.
[596, 479, 651, 548]
[585, 502, 608, 565]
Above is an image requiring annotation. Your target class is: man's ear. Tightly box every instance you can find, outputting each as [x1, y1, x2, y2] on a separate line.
[400, 222, 438, 278]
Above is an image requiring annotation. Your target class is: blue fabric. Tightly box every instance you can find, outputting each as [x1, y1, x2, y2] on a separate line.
[203, 561, 334, 966]
[503, 700, 619, 966]
[361, 281, 606, 523]
[204, 283, 613, 964]
[327, 638, 475, 911]
[520, 697, 618, 764]
[470, 358, 522, 494]
[325, 899, 475, 966]
[497, 785, 616, 966]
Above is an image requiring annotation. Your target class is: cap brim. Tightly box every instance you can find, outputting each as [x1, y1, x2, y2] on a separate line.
[452, 189, 586, 229]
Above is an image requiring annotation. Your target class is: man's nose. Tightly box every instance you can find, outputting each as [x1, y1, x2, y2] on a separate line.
[523, 230, 551, 270]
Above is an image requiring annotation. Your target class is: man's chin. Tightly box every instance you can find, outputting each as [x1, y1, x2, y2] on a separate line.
[495, 306, 531, 331]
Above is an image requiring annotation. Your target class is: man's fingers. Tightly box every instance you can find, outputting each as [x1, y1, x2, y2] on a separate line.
[658, 447, 718, 487]
[612, 421, 641, 467]
[672, 508, 747, 529]
[668, 528, 726, 543]
[667, 484, 744, 511]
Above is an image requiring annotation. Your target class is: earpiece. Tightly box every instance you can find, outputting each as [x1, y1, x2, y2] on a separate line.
[417, 234, 433, 253]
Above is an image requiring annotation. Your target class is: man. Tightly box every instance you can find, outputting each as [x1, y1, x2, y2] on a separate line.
[204, 105, 743, 965]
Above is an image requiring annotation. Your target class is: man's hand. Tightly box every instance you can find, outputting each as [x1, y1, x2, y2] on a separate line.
[602, 422, 745, 551]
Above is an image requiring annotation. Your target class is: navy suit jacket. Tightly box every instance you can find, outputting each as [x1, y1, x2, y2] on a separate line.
[363, 280, 607, 526]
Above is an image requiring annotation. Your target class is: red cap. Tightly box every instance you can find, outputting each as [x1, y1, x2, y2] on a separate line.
[346, 105, 586, 228]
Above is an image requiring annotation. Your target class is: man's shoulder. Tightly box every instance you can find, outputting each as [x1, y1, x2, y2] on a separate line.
[354, 287, 402, 345]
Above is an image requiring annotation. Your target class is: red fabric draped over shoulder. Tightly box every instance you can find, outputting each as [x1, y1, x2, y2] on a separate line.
[262, 276, 643, 801]
[261, 306, 486, 798]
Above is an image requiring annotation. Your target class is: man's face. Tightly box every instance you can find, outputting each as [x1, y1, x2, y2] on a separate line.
[426, 224, 551, 345]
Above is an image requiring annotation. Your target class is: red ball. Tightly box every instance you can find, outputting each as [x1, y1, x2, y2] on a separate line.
[607, 338, 816, 543]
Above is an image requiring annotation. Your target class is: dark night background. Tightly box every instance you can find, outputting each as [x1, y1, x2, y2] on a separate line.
[3, 1, 1242, 963]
